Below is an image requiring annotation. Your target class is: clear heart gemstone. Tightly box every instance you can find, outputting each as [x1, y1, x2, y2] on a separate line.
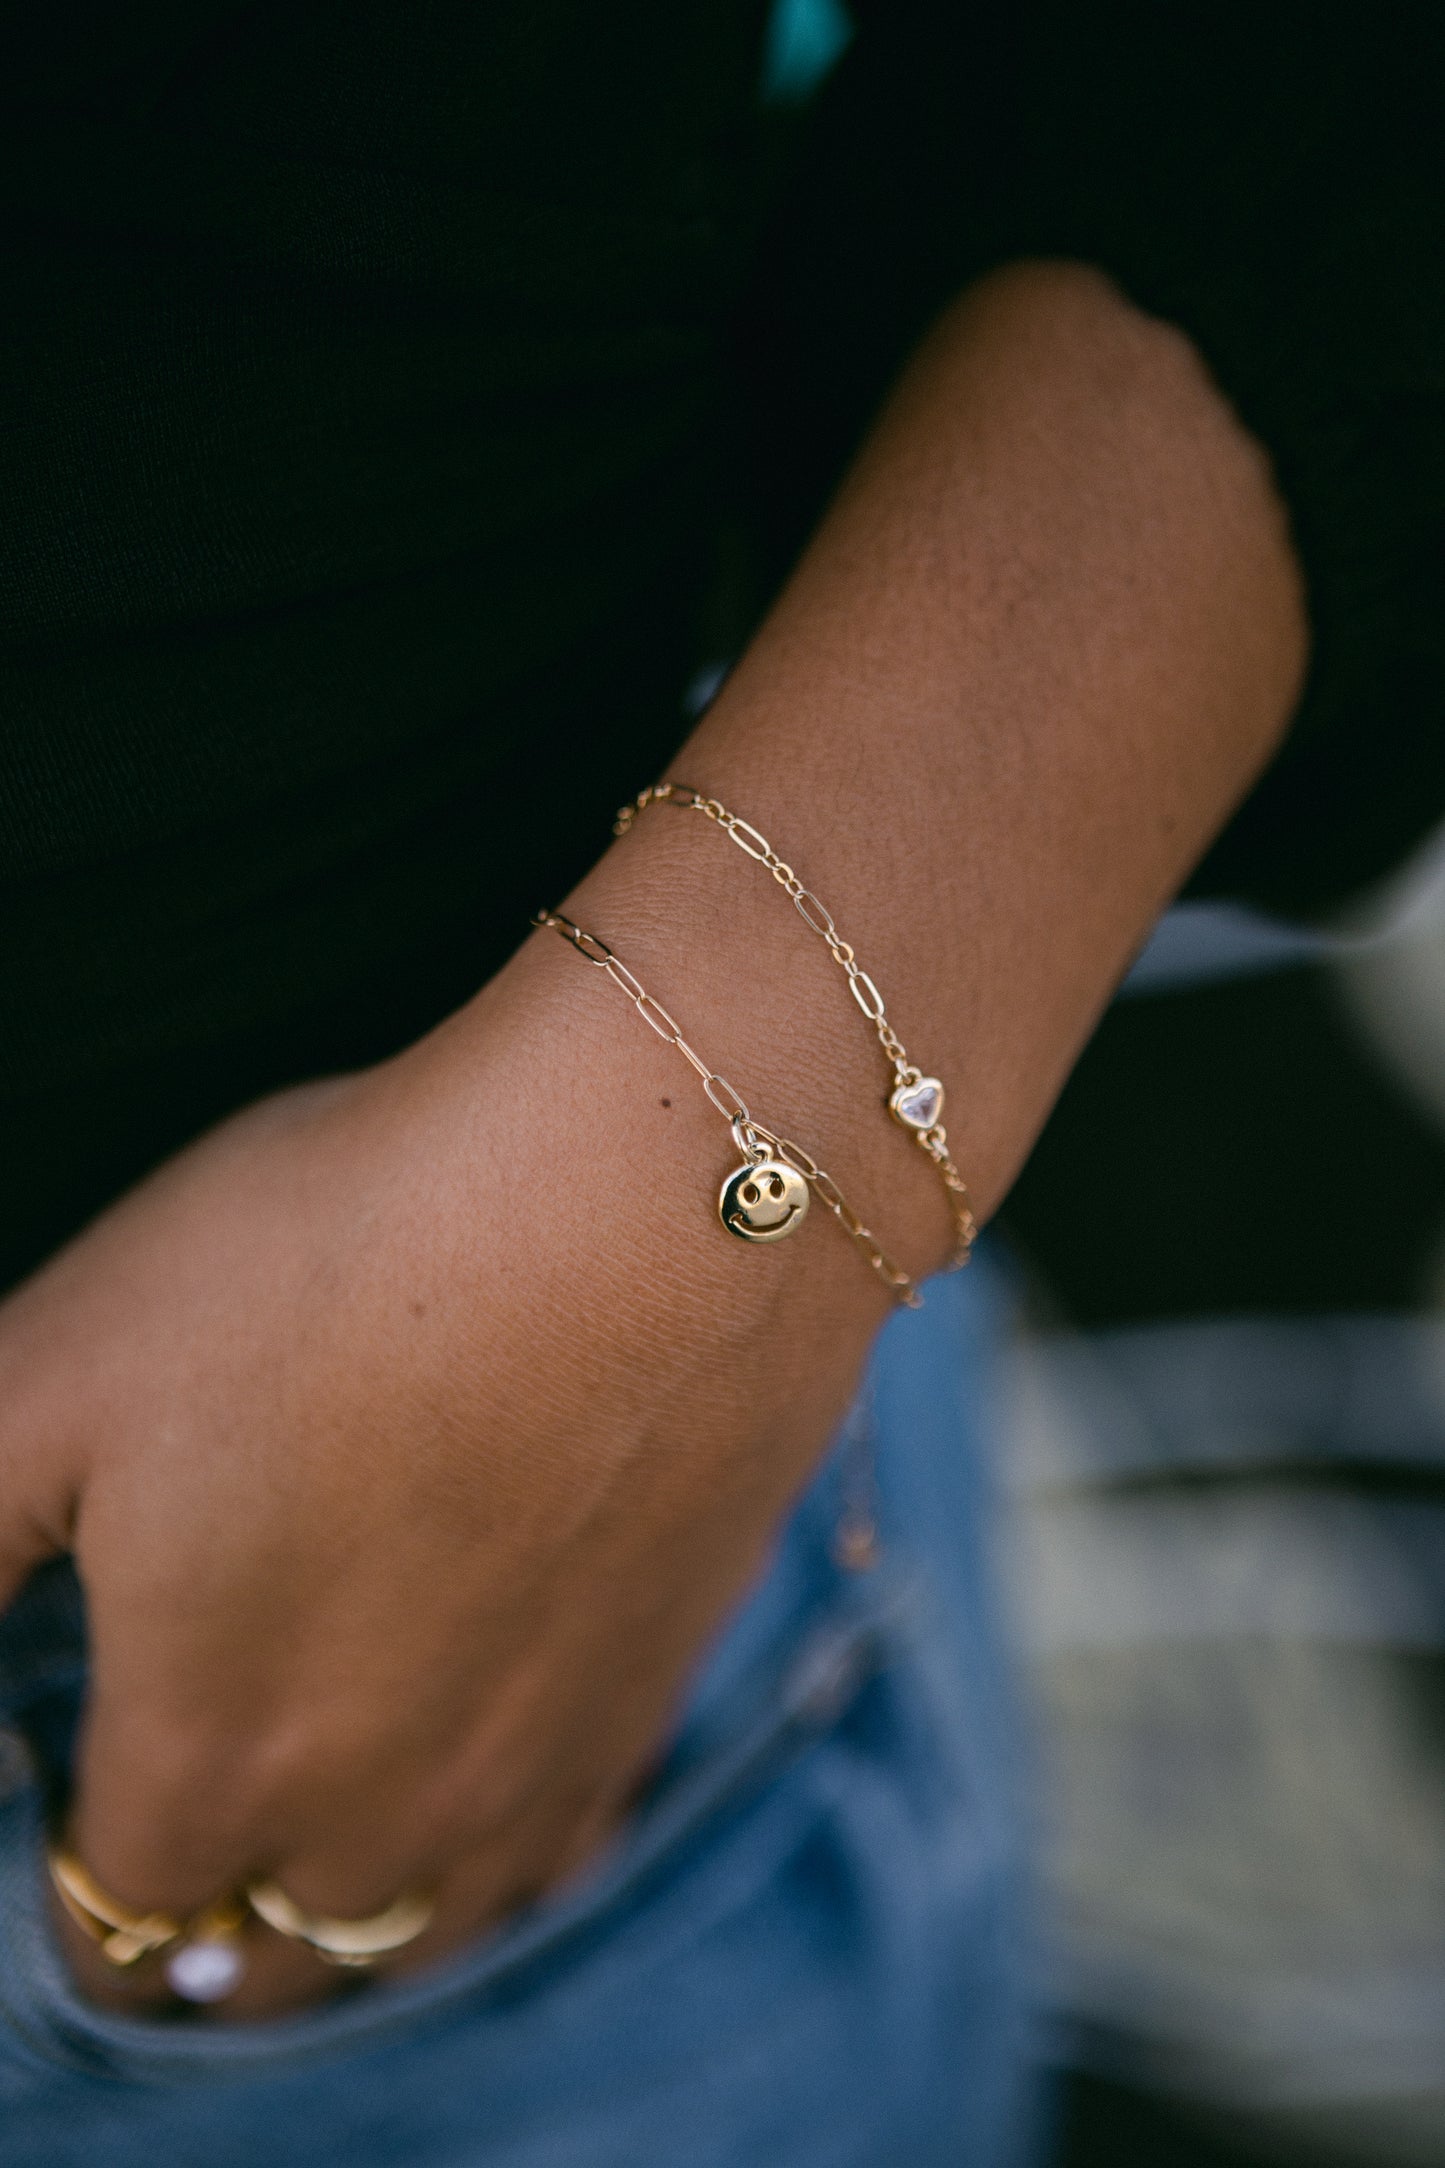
[891, 1077, 943, 1130]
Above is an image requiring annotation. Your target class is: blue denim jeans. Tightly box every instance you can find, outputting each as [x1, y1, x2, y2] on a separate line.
[0, 1263, 1043, 2166]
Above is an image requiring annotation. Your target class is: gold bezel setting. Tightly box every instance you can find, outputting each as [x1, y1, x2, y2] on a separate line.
[888, 1075, 944, 1132]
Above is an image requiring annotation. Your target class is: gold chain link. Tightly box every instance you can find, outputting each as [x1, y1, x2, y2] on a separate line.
[744, 1121, 921, 1306]
[615, 786, 977, 1271]
[534, 910, 923, 1307]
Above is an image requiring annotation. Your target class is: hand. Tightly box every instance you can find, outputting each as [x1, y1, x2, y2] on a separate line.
[0, 908, 883, 2020]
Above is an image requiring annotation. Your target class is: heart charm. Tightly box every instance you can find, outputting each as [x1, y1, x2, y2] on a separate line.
[889, 1076, 944, 1132]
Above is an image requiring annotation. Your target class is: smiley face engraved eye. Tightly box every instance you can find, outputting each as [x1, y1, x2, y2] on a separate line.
[741, 1180, 760, 1206]
[767, 1173, 786, 1198]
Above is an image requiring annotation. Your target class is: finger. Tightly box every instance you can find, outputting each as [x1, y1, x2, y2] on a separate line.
[242, 1726, 646, 1997]
[59, 1726, 335, 2020]
[0, 1332, 78, 1614]
[0, 1515, 59, 1617]
[59, 1577, 337, 2013]
[62, 1637, 471, 2018]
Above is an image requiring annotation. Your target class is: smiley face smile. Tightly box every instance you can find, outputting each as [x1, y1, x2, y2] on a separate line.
[725, 1198, 801, 1238]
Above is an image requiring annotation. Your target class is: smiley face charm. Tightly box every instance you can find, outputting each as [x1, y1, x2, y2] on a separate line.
[719, 1158, 810, 1243]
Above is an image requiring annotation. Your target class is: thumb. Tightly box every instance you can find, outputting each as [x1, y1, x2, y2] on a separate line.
[0, 1402, 72, 1609]
[0, 1512, 64, 1618]
[0, 1286, 85, 1615]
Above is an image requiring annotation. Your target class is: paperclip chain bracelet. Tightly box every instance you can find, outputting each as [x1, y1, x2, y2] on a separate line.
[615, 786, 977, 1270]
[534, 909, 923, 1308]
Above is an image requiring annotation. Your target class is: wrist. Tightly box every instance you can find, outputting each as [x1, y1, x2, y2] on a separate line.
[383, 878, 892, 1478]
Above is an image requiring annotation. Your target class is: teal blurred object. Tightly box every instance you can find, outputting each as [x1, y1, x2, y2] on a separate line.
[763, 0, 853, 102]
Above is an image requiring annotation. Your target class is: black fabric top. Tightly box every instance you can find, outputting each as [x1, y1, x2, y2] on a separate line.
[2, 3, 1441, 1290]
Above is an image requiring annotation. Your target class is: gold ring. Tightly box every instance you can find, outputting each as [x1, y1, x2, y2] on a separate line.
[46, 1839, 247, 2002]
[245, 1879, 434, 1968]
[47, 1841, 186, 1966]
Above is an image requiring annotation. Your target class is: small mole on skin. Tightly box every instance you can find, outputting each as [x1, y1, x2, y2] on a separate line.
[660, 1097, 672, 1108]
[409, 1300, 427, 1318]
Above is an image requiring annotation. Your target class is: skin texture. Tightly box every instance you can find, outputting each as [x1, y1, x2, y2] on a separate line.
[0, 263, 1307, 2017]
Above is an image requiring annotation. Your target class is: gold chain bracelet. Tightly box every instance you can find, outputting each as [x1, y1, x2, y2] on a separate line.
[615, 786, 977, 1271]
[534, 909, 923, 1308]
